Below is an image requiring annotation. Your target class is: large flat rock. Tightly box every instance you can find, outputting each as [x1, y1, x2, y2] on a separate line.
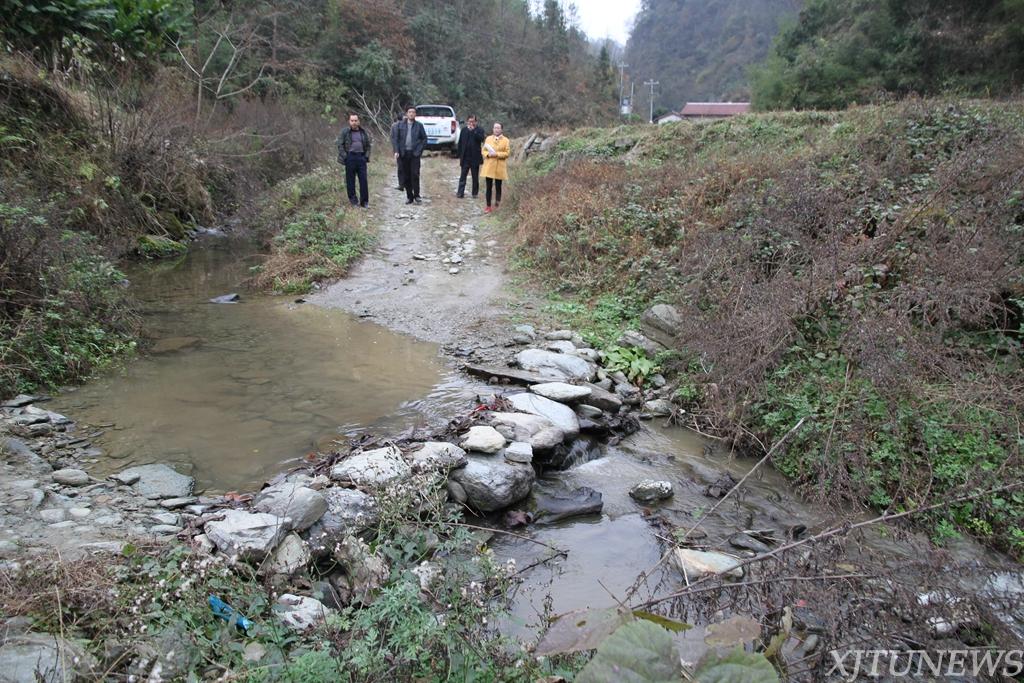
[329, 446, 411, 488]
[205, 509, 288, 561]
[253, 482, 328, 532]
[506, 392, 580, 438]
[514, 349, 597, 382]
[114, 464, 194, 500]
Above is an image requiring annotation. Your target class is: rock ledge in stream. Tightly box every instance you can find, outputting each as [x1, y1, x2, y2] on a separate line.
[114, 464, 194, 500]
[506, 392, 580, 438]
[530, 382, 592, 403]
[629, 480, 674, 503]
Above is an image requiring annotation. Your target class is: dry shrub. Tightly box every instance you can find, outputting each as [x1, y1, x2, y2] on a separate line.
[510, 100, 1024, 552]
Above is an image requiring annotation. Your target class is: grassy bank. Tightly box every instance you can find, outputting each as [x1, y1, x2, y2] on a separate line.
[504, 99, 1024, 556]
[249, 163, 379, 295]
[0, 474, 577, 682]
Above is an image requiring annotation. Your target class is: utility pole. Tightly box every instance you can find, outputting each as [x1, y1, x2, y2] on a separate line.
[617, 63, 628, 105]
[644, 79, 659, 123]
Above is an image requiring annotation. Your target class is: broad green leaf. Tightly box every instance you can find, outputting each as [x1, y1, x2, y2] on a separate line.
[535, 607, 629, 656]
[577, 620, 682, 683]
[694, 648, 779, 683]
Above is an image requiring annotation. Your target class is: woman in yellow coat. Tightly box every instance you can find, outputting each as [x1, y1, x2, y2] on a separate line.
[481, 122, 510, 213]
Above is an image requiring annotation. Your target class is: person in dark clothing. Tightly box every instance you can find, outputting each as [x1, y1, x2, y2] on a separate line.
[336, 113, 372, 208]
[389, 117, 405, 191]
[456, 115, 486, 198]
[391, 106, 427, 204]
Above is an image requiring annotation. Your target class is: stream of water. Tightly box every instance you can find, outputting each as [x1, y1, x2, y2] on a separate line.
[50, 235, 1022, 652]
[51, 236, 478, 491]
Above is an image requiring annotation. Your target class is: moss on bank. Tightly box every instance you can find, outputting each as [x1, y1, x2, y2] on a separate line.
[504, 100, 1024, 556]
[250, 166, 377, 294]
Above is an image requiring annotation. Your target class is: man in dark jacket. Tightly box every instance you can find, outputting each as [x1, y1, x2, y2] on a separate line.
[391, 106, 427, 204]
[389, 117, 405, 192]
[456, 115, 486, 198]
[336, 113, 372, 208]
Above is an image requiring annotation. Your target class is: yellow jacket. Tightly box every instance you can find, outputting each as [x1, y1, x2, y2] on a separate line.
[481, 135, 510, 180]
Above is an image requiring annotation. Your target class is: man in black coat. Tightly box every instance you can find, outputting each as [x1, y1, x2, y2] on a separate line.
[456, 115, 486, 198]
[336, 113, 372, 208]
[391, 107, 427, 204]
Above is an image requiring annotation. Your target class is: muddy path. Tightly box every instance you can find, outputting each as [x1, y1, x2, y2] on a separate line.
[309, 155, 520, 356]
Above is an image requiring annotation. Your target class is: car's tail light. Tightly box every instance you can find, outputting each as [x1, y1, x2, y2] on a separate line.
[451, 121, 457, 134]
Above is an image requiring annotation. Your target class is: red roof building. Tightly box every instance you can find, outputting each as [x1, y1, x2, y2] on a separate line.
[680, 102, 751, 118]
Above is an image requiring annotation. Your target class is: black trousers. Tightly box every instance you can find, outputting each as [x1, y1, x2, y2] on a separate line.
[344, 153, 368, 206]
[396, 156, 405, 190]
[485, 177, 503, 206]
[399, 154, 421, 200]
[458, 164, 480, 197]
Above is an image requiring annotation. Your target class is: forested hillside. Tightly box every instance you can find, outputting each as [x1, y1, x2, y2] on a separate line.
[752, 0, 1024, 109]
[625, 0, 800, 111]
[0, 0, 614, 396]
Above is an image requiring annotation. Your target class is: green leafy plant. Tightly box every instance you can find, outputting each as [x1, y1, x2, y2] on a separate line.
[603, 345, 659, 384]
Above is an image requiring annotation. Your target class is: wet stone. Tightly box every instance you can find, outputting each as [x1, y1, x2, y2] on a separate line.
[629, 480, 674, 503]
[51, 468, 90, 487]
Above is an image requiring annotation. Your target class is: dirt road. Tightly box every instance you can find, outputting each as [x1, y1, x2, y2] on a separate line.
[309, 155, 518, 350]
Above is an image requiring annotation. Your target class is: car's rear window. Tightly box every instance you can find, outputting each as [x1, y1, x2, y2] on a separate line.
[416, 106, 454, 118]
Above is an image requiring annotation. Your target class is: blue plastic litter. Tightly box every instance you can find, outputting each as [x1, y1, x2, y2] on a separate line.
[208, 594, 254, 634]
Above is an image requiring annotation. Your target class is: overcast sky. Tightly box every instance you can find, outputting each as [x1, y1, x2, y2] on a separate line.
[572, 0, 642, 45]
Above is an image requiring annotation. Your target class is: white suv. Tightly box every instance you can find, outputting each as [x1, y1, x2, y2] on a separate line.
[416, 105, 460, 154]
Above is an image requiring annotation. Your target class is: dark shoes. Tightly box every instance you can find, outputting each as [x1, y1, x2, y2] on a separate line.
[406, 198, 414, 204]
[414, 197, 422, 204]
[456, 193, 464, 199]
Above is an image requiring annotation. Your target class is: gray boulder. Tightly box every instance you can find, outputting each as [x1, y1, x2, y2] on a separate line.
[209, 293, 240, 304]
[489, 412, 565, 451]
[515, 349, 596, 382]
[504, 441, 534, 464]
[204, 509, 288, 561]
[266, 533, 312, 576]
[51, 469, 90, 487]
[616, 330, 665, 358]
[506, 393, 580, 438]
[329, 446, 411, 488]
[302, 488, 378, 556]
[409, 442, 468, 472]
[0, 633, 97, 683]
[274, 594, 335, 631]
[449, 456, 535, 512]
[544, 330, 574, 341]
[629, 480, 674, 503]
[460, 426, 506, 454]
[544, 340, 576, 354]
[115, 464, 194, 500]
[643, 399, 674, 417]
[529, 382, 592, 404]
[253, 483, 327, 532]
[531, 486, 603, 524]
[641, 304, 682, 349]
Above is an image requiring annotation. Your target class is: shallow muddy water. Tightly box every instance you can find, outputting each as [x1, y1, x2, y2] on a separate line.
[52, 237, 478, 491]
